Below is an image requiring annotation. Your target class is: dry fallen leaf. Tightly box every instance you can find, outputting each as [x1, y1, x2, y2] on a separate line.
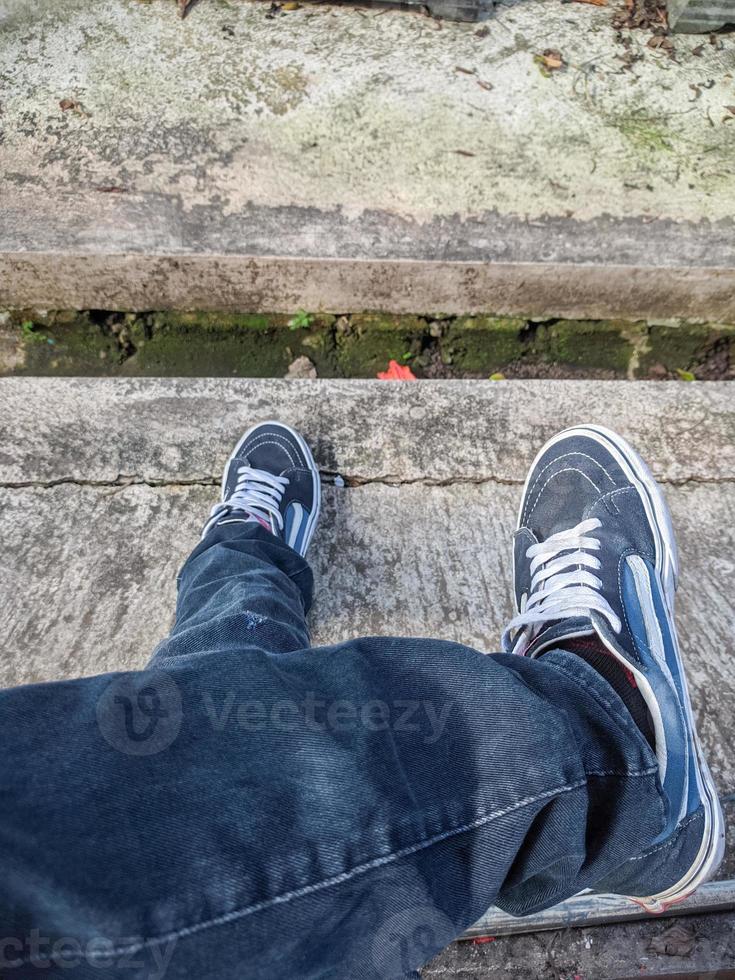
[58, 98, 89, 117]
[455, 66, 476, 75]
[476, 79, 494, 91]
[649, 922, 696, 957]
[535, 49, 565, 71]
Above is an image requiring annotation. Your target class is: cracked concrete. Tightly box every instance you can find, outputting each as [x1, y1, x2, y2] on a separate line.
[1, 376, 733, 957]
[0, 380, 733, 802]
[1, 378, 734, 485]
[1, 0, 734, 317]
[5, 471, 735, 491]
[3, 479, 734, 802]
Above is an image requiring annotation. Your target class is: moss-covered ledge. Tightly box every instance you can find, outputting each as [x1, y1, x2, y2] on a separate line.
[1, 310, 732, 380]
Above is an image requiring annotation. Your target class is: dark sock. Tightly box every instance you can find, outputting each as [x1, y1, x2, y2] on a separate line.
[558, 638, 656, 750]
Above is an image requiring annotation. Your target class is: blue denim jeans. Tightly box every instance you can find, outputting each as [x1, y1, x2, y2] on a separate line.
[0, 523, 669, 979]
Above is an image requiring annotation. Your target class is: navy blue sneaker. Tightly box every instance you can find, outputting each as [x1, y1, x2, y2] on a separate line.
[503, 424, 725, 912]
[203, 421, 321, 557]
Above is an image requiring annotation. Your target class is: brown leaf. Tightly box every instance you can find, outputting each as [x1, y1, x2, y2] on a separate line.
[692, 44, 705, 56]
[474, 25, 490, 37]
[476, 79, 494, 91]
[455, 66, 476, 75]
[646, 33, 676, 58]
[612, 0, 668, 31]
[59, 98, 80, 112]
[536, 49, 564, 70]
[649, 923, 696, 958]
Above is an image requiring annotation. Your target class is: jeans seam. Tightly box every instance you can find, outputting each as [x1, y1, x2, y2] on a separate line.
[628, 809, 701, 860]
[585, 767, 658, 777]
[21, 768, 663, 966]
[47, 778, 591, 963]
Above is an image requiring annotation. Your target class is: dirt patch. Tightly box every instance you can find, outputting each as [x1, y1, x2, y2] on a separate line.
[612, 0, 668, 32]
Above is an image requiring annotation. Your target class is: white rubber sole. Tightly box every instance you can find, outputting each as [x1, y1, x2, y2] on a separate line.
[225, 420, 321, 556]
[556, 425, 725, 913]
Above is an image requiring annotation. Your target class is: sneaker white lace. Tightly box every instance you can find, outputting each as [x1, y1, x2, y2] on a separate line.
[204, 466, 290, 537]
[502, 517, 622, 655]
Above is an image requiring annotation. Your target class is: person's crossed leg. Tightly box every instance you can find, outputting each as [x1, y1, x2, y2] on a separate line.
[0, 421, 725, 979]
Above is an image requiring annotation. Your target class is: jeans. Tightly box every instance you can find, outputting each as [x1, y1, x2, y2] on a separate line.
[0, 522, 670, 979]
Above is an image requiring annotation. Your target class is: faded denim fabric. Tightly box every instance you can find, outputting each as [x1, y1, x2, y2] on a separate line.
[0, 523, 667, 979]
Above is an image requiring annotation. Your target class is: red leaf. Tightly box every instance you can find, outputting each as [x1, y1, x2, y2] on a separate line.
[377, 360, 417, 381]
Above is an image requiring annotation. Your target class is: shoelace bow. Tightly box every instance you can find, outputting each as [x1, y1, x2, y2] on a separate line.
[502, 517, 622, 654]
[209, 465, 290, 531]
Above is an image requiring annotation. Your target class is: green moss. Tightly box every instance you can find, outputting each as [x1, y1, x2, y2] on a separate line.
[335, 314, 426, 377]
[638, 322, 735, 375]
[1, 308, 731, 380]
[617, 116, 674, 154]
[122, 311, 338, 378]
[440, 316, 527, 373]
[9, 312, 123, 376]
[534, 320, 641, 373]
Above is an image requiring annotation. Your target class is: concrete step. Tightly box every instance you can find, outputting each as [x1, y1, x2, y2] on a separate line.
[669, 0, 735, 32]
[1, 0, 734, 320]
[2, 376, 734, 973]
[2, 378, 733, 797]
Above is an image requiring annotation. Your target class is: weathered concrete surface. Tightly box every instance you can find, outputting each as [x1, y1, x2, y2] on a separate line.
[1, 378, 733, 969]
[670, 0, 735, 33]
[3, 479, 734, 797]
[1, 378, 734, 484]
[0, 379, 733, 781]
[1, 0, 734, 317]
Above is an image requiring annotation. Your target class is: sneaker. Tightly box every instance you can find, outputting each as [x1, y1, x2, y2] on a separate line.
[502, 424, 725, 913]
[202, 421, 321, 557]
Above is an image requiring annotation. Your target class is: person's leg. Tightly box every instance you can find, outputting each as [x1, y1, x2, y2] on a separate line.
[149, 519, 313, 666]
[501, 423, 724, 912]
[0, 422, 722, 980]
[0, 629, 664, 980]
[150, 420, 321, 667]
